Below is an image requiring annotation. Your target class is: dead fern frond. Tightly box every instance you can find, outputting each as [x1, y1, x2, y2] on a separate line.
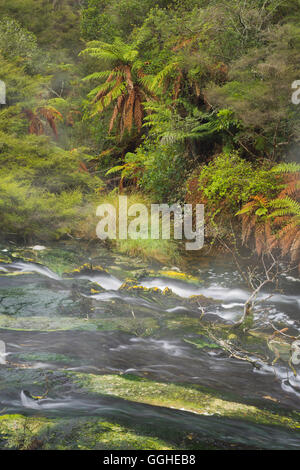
[37, 106, 63, 139]
[134, 92, 143, 132]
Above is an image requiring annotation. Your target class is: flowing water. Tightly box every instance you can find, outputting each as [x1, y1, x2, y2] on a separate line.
[0, 241, 300, 450]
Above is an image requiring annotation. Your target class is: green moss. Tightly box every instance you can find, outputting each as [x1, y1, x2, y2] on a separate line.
[187, 295, 220, 306]
[71, 373, 300, 431]
[154, 270, 200, 283]
[55, 420, 177, 450]
[184, 337, 219, 349]
[0, 313, 159, 336]
[164, 317, 204, 334]
[34, 248, 82, 276]
[65, 263, 106, 275]
[0, 415, 177, 450]
[0, 314, 97, 332]
[0, 255, 11, 263]
[0, 414, 53, 450]
[13, 352, 76, 365]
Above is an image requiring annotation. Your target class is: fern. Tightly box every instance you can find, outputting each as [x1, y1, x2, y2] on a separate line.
[238, 163, 300, 268]
[272, 162, 300, 174]
[143, 101, 219, 144]
[82, 39, 152, 139]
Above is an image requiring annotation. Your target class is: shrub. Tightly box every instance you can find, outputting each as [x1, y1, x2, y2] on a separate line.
[0, 133, 102, 242]
[197, 151, 279, 217]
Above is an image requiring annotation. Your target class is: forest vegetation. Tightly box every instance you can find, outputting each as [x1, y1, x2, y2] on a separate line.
[0, 0, 299, 268]
[1, 1, 300, 452]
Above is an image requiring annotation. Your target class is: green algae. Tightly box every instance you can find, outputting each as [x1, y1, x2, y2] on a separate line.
[71, 373, 300, 431]
[0, 313, 159, 336]
[12, 247, 81, 277]
[183, 337, 219, 349]
[164, 317, 205, 334]
[0, 414, 52, 450]
[0, 415, 178, 450]
[64, 263, 106, 276]
[148, 270, 201, 284]
[12, 352, 77, 365]
[0, 314, 97, 331]
[187, 294, 220, 307]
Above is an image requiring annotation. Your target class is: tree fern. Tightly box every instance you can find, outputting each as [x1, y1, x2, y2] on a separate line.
[81, 39, 152, 139]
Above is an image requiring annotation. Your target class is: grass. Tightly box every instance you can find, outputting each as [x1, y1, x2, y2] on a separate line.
[76, 191, 180, 264]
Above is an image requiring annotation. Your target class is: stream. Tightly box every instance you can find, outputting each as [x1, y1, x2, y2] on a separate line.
[0, 241, 300, 450]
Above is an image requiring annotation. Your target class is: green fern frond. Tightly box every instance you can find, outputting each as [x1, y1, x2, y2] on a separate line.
[87, 80, 117, 99]
[272, 162, 300, 174]
[268, 197, 300, 219]
[149, 60, 180, 92]
[105, 165, 127, 176]
[103, 83, 126, 108]
[82, 70, 121, 82]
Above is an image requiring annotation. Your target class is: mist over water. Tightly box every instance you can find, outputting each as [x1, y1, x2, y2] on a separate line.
[0, 242, 300, 449]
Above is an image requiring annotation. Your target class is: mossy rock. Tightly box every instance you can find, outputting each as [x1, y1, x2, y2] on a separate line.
[70, 373, 300, 432]
[0, 255, 11, 264]
[164, 317, 204, 334]
[120, 281, 177, 299]
[0, 313, 159, 336]
[187, 294, 220, 307]
[0, 415, 177, 450]
[119, 279, 139, 289]
[35, 248, 81, 275]
[162, 287, 173, 296]
[184, 337, 220, 350]
[64, 264, 106, 276]
[155, 270, 200, 283]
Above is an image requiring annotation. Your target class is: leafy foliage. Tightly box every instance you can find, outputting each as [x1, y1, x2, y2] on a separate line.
[197, 152, 279, 215]
[81, 39, 152, 139]
[0, 131, 101, 241]
[0, 0, 299, 256]
[237, 163, 300, 268]
[0, 17, 37, 62]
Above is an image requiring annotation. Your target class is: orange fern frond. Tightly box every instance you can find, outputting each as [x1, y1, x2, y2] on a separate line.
[124, 65, 134, 90]
[124, 88, 136, 132]
[241, 213, 256, 245]
[109, 104, 119, 133]
[279, 174, 300, 198]
[134, 93, 143, 133]
[254, 224, 266, 256]
[37, 106, 63, 139]
[173, 72, 183, 100]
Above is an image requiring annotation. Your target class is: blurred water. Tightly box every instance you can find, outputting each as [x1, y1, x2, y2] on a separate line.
[0, 243, 300, 449]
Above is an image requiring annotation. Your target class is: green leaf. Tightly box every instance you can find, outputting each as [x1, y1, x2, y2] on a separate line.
[105, 165, 127, 176]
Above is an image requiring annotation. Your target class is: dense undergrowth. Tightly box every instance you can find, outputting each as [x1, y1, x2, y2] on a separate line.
[0, 0, 299, 265]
